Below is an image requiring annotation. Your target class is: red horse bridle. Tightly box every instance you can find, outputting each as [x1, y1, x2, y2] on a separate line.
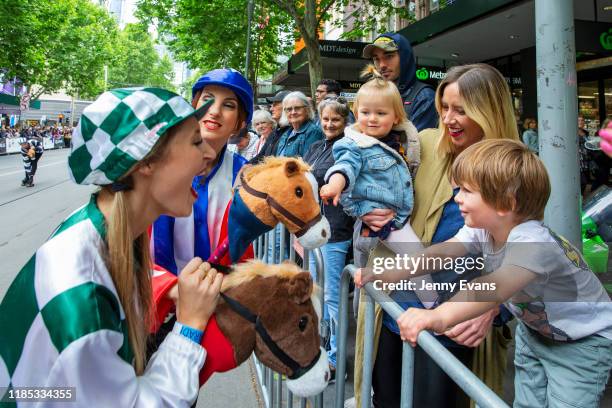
[240, 173, 324, 238]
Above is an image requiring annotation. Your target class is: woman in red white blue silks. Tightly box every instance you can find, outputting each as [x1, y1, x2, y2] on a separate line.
[151, 69, 255, 274]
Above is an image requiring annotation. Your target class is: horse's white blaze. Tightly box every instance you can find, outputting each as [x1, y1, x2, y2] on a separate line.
[305, 171, 319, 204]
[298, 217, 330, 249]
[286, 347, 330, 397]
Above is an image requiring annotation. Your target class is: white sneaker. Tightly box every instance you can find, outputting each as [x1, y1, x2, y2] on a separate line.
[344, 397, 355, 408]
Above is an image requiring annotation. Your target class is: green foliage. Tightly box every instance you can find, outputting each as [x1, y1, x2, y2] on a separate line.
[329, 0, 414, 41]
[0, 0, 117, 99]
[136, 0, 294, 82]
[107, 24, 176, 92]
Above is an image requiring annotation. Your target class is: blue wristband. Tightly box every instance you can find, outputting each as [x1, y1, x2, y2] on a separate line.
[173, 322, 204, 344]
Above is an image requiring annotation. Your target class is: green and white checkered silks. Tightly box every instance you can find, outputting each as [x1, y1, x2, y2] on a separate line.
[68, 87, 200, 185]
[0, 198, 132, 402]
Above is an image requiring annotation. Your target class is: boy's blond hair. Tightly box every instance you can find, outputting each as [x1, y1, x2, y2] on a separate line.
[435, 64, 519, 159]
[452, 139, 550, 221]
[353, 65, 410, 131]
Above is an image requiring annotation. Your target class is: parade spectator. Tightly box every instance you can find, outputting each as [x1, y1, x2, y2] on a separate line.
[521, 117, 539, 154]
[353, 63, 520, 408]
[315, 79, 342, 105]
[578, 116, 592, 194]
[267, 91, 324, 263]
[303, 97, 355, 382]
[227, 127, 259, 161]
[276, 91, 323, 158]
[249, 90, 291, 164]
[390, 139, 612, 408]
[251, 109, 276, 155]
[152, 68, 253, 275]
[0, 88, 222, 406]
[362, 33, 437, 131]
[320, 66, 418, 239]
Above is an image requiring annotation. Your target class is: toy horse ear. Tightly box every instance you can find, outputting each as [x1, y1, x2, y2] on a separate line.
[286, 272, 313, 304]
[284, 160, 300, 177]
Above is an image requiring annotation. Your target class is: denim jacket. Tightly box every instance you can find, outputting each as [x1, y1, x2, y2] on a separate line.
[325, 124, 419, 227]
[276, 119, 324, 158]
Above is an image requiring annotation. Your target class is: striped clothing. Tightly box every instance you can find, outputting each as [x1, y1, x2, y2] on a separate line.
[151, 147, 247, 274]
[0, 195, 206, 407]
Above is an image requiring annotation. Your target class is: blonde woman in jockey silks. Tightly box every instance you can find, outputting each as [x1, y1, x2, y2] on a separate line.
[0, 88, 224, 406]
[151, 69, 254, 275]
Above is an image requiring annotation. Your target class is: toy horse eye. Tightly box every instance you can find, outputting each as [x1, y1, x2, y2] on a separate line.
[295, 186, 303, 198]
[298, 316, 308, 332]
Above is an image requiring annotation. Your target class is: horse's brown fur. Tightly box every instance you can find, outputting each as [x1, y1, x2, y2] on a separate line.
[238, 157, 321, 233]
[216, 263, 321, 375]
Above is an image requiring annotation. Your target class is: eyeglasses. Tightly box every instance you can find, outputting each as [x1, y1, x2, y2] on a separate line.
[254, 121, 272, 127]
[284, 106, 306, 113]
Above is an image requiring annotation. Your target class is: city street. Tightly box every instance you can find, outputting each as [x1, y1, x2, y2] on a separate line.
[0, 149, 94, 299]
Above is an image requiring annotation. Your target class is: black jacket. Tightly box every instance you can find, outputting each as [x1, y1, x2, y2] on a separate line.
[303, 134, 355, 242]
[248, 125, 289, 165]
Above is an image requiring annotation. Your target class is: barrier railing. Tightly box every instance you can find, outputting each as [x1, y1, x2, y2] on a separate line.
[252, 225, 327, 408]
[335, 264, 510, 408]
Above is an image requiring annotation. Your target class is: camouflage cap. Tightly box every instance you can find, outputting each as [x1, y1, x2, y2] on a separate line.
[362, 36, 399, 59]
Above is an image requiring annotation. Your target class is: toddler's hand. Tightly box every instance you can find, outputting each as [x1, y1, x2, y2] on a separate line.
[320, 184, 341, 206]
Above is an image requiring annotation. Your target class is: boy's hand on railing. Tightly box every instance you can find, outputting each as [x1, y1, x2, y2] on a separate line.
[353, 268, 374, 288]
[397, 308, 444, 347]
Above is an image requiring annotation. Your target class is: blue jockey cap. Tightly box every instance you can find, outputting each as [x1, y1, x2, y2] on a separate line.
[192, 68, 254, 123]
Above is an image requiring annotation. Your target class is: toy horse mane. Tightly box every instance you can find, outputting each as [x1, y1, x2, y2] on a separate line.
[241, 156, 311, 182]
[222, 260, 309, 292]
[221, 260, 321, 317]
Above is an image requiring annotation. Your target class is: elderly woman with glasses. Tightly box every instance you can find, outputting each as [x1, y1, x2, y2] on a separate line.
[252, 109, 276, 155]
[276, 91, 324, 158]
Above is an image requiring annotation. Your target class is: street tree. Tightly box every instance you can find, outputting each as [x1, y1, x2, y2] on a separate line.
[136, 0, 294, 91]
[268, 0, 412, 98]
[107, 24, 176, 91]
[0, 0, 117, 100]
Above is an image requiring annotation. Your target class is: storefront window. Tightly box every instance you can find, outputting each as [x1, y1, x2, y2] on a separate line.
[604, 78, 612, 123]
[578, 81, 600, 134]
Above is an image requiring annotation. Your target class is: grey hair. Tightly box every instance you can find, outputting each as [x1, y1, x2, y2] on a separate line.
[252, 109, 276, 128]
[317, 98, 350, 121]
[280, 91, 315, 126]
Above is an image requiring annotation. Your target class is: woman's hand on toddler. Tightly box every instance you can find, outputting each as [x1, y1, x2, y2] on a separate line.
[361, 208, 396, 232]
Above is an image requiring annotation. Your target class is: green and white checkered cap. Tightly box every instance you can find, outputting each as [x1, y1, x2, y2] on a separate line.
[68, 87, 211, 185]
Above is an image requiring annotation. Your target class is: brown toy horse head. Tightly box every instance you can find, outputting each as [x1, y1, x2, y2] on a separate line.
[239, 157, 330, 249]
[215, 260, 329, 397]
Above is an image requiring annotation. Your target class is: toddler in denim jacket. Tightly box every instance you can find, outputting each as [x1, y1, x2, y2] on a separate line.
[321, 66, 420, 239]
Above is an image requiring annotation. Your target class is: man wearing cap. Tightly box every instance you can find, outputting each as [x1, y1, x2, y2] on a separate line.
[363, 33, 437, 131]
[249, 89, 291, 164]
[227, 127, 259, 161]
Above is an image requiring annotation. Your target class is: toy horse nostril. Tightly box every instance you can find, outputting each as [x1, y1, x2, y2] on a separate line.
[321, 230, 327, 238]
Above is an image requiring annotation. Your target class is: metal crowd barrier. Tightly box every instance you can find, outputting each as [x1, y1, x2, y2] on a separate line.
[335, 264, 510, 408]
[252, 224, 327, 408]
